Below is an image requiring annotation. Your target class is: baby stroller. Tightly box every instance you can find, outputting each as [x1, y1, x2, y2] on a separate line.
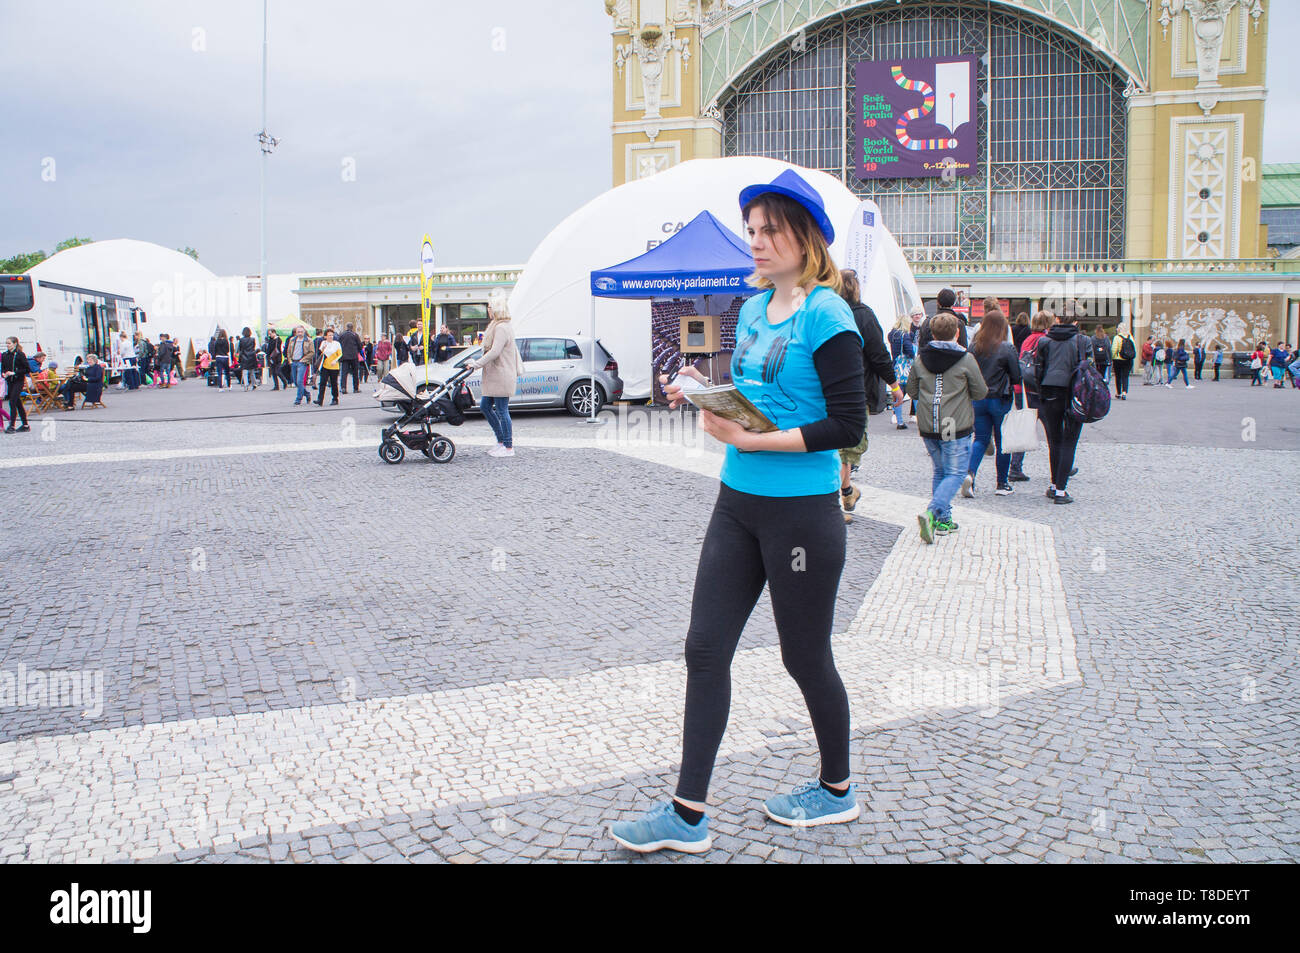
[373, 362, 475, 464]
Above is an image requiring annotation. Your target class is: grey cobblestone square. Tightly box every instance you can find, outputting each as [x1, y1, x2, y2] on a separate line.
[0, 382, 1296, 863]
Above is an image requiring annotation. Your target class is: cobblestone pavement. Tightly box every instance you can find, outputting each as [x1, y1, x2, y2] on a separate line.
[0, 379, 1296, 863]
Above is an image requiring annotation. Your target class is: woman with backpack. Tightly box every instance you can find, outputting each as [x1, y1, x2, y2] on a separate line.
[135, 332, 155, 387]
[1151, 338, 1168, 385]
[1169, 339, 1192, 389]
[1111, 325, 1136, 399]
[1007, 310, 1051, 483]
[1090, 325, 1111, 386]
[962, 308, 1022, 497]
[1032, 311, 1088, 504]
[886, 314, 914, 430]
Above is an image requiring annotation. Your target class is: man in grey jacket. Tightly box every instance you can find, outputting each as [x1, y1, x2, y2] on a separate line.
[904, 312, 988, 543]
[284, 325, 315, 406]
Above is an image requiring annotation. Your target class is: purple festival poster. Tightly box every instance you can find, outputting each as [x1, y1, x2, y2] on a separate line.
[855, 55, 978, 180]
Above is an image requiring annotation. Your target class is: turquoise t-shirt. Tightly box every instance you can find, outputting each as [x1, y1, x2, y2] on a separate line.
[719, 285, 862, 497]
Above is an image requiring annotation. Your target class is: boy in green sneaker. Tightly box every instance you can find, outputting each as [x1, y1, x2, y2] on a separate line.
[904, 311, 987, 543]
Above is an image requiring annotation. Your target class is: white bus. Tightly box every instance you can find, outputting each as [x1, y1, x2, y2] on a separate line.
[0, 273, 144, 373]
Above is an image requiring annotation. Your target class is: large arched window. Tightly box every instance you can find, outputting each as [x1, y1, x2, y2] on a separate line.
[722, 1, 1128, 261]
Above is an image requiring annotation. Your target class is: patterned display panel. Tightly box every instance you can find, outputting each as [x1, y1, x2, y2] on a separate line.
[721, 1, 1128, 261]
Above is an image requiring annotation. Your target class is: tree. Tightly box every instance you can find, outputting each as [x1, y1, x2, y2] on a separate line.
[177, 247, 200, 261]
[1, 250, 47, 274]
[53, 237, 93, 253]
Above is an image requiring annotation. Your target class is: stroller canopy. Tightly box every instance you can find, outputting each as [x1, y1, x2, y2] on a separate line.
[374, 361, 442, 404]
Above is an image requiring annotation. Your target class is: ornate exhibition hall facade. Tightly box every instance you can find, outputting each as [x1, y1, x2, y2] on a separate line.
[294, 2, 1297, 355]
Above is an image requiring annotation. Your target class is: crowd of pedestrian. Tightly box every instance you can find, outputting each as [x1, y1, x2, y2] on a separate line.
[871, 299, 1300, 532]
[189, 322, 481, 400]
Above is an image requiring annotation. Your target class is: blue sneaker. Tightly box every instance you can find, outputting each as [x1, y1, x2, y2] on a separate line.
[764, 780, 860, 828]
[608, 801, 712, 854]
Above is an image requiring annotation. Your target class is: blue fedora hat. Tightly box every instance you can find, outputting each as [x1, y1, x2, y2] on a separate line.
[738, 168, 835, 244]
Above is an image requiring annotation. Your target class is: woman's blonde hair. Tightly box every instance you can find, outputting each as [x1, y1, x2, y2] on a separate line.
[742, 192, 842, 297]
[487, 287, 511, 322]
[1031, 310, 1053, 331]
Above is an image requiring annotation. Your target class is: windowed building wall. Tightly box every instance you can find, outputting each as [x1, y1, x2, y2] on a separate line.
[721, 2, 1128, 262]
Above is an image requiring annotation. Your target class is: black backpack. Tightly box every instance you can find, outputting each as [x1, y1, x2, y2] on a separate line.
[452, 381, 475, 413]
[1069, 335, 1111, 423]
[433, 396, 465, 426]
[1119, 335, 1136, 361]
[1018, 338, 1040, 395]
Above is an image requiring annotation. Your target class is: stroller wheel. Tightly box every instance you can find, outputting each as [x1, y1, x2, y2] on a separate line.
[379, 439, 405, 464]
[429, 437, 455, 463]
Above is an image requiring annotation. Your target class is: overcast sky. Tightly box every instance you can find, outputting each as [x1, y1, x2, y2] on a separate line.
[4, 1, 1299, 276]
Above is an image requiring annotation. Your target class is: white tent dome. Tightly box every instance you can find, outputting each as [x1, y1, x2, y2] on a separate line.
[509, 157, 920, 399]
[30, 239, 217, 301]
[26, 239, 256, 360]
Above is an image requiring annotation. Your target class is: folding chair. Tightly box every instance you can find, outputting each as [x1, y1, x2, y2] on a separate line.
[33, 377, 61, 414]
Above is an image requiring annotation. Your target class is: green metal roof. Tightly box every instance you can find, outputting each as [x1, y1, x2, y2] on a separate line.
[1261, 164, 1300, 208]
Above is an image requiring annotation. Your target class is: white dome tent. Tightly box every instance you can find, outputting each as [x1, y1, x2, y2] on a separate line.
[24, 240, 262, 370]
[509, 157, 923, 400]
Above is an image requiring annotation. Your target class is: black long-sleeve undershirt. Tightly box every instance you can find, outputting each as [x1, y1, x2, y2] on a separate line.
[798, 330, 867, 453]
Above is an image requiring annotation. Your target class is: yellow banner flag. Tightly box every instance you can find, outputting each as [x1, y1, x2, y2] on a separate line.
[420, 234, 434, 384]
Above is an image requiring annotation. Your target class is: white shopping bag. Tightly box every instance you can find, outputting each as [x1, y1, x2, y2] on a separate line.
[1001, 404, 1040, 454]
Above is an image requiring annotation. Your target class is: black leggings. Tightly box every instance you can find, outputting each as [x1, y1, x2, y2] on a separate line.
[1037, 384, 1082, 491]
[5, 389, 26, 426]
[1113, 360, 1131, 396]
[676, 484, 851, 802]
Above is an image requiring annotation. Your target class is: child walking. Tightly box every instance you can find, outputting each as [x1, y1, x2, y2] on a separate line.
[905, 312, 987, 542]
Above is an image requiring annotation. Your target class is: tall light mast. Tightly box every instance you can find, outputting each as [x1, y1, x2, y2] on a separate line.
[257, 0, 279, 340]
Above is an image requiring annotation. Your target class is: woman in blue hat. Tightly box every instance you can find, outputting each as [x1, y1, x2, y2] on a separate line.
[609, 169, 867, 854]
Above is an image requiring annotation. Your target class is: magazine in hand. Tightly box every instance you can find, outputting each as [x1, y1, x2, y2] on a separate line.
[679, 380, 778, 433]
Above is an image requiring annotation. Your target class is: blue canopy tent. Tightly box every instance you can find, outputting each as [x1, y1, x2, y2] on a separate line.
[585, 210, 756, 420]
